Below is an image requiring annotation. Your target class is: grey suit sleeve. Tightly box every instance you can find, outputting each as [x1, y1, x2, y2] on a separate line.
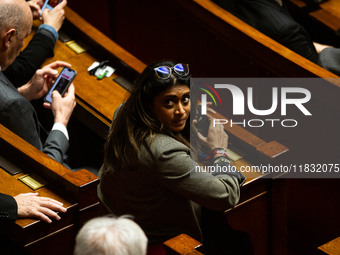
[1, 97, 68, 164]
[151, 137, 246, 211]
[0, 193, 17, 221]
[1, 96, 43, 150]
[318, 48, 340, 76]
[43, 130, 69, 164]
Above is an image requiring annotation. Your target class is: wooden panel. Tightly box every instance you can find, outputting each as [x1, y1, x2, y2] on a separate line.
[163, 234, 203, 255]
[318, 236, 340, 255]
[23, 5, 292, 254]
[63, 2, 340, 254]
[0, 124, 99, 254]
[24, 7, 146, 138]
[289, 0, 340, 35]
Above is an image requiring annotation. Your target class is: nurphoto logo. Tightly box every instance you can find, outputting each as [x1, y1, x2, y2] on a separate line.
[195, 80, 312, 128]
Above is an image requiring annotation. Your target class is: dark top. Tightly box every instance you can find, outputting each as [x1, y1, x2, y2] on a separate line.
[213, 0, 319, 63]
[0, 71, 68, 164]
[3, 28, 56, 87]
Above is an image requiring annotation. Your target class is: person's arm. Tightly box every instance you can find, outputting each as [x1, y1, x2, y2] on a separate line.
[42, 84, 75, 163]
[27, 0, 44, 20]
[153, 137, 245, 211]
[16, 61, 75, 163]
[313, 42, 334, 54]
[0, 193, 18, 220]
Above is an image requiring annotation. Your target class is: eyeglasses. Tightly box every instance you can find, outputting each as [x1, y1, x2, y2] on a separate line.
[154, 63, 189, 80]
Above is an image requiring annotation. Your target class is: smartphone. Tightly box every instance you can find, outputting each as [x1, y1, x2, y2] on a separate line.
[194, 105, 210, 137]
[44, 67, 77, 104]
[41, 0, 62, 12]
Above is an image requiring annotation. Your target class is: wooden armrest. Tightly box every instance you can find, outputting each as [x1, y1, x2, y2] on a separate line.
[318, 236, 340, 254]
[163, 234, 204, 255]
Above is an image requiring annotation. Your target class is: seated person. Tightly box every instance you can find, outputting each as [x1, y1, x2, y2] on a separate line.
[3, 0, 68, 87]
[74, 215, 148, 255]
[212, 0, 340, 75]
[98, 60, 246, 244]
[0, 192, 66, 222]
[0, 0, 76, 164]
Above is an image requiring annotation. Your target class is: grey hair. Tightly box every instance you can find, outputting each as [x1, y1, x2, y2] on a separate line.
[74, 215, 148, 255]
[0, 3, 25, 38]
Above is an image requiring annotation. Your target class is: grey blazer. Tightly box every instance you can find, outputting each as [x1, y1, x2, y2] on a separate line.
[0, 71, 68, 164]
[98, 105, 246, 243]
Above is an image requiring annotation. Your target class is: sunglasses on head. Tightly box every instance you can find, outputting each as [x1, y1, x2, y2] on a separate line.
[154, 63, 189, 80]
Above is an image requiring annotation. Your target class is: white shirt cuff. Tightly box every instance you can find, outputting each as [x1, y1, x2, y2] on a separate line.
[52, 123, 69, 140]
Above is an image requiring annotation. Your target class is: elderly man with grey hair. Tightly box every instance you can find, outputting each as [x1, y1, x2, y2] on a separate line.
[74, 215, 148, 255]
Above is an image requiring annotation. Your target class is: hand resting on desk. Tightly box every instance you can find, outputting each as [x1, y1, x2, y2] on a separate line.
[14, 193, 67, 223]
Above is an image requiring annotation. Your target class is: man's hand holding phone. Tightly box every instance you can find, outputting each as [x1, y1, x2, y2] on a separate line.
[42, 0, 67, 32]
[27, 0, 44, 20]
[46, 84, 76, 127]
[18, 61, 71, 101]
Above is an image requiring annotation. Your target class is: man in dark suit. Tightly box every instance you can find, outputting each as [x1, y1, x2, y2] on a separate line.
[213, 0, 340, 75]
[0, 0, 76, 164]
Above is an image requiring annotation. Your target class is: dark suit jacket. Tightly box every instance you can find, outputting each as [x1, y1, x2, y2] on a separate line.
[213, 0, 319, 63]
[0, 193, 17, 221]
[0, 72, 68, 164]
[3, 29, 55, 87]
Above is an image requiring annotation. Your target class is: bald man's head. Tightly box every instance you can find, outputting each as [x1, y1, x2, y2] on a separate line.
[0, 0, 32, 37]
[0, 0, 32, 70]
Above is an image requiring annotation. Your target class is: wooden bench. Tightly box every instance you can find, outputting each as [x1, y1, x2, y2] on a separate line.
[163, 234, 204, 255]
[0, 124, 99, 255]
[24, 6, 291, 254]
[62, 2, 340, 254]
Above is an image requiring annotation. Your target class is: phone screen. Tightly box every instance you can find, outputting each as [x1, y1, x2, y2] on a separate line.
[41, 0, 62, 11]
[45, 67, 76, 103]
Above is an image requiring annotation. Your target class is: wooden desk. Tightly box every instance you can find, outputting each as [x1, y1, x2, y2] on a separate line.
[25, 6, 290, 254]
[24, 7, 146, 138]
[163, 234, 204, 255]
[318, 236, 340, 254]
[0, 124, 99, 255]
[51, 2, 340, 254]
[289, 0, 340, 36]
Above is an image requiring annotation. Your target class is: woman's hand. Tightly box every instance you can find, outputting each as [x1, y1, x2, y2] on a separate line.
[193, 103, 228, 151]
[196, 114, 229, 151]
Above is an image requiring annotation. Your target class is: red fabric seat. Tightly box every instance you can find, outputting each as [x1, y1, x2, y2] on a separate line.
[147, 242, 166, 255]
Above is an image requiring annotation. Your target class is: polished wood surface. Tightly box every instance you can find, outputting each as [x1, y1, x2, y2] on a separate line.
[290, 0, 340, 35]
[59, 1, 340, 254]
[54, 5, 290, 255]
[318, 236, 340, 254]
[20, 5, 291, 254]
[0, 124, 99, 255]
[107, 0, 337, 78]
[24, 6, 146, 137]
[77, 0, 340, 165]
[163, 234, 204, 255]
